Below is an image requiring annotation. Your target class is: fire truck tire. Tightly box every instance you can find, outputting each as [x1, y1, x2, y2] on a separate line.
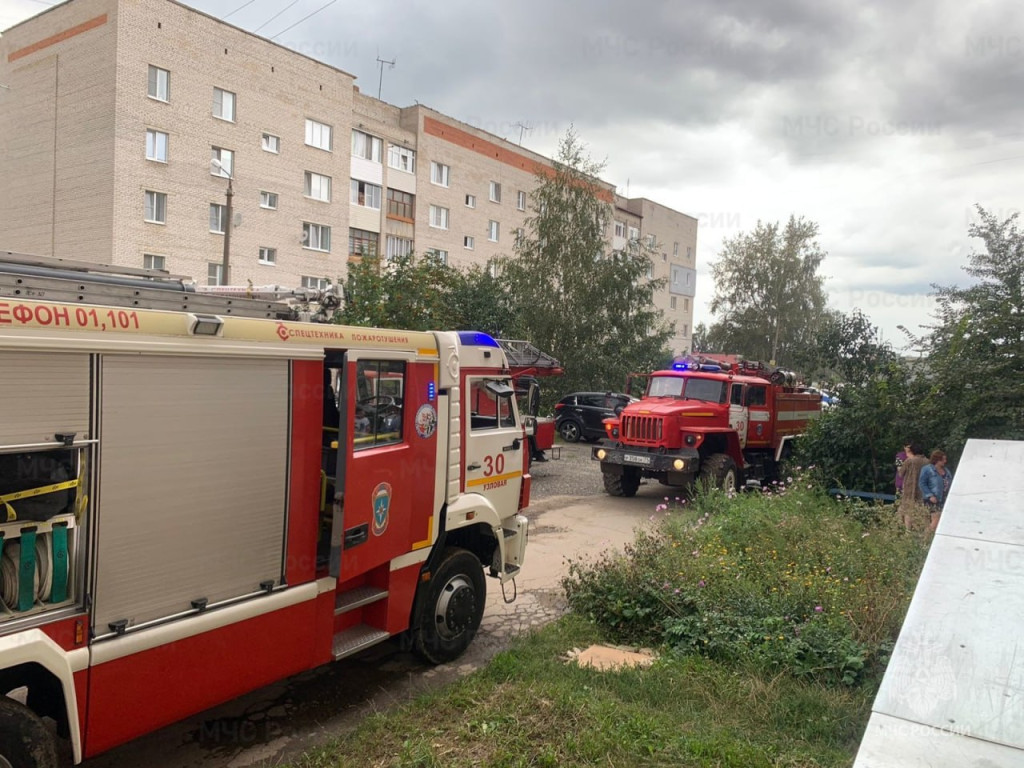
[558, 420, 582, 443]
[604, 467, 640, 497]
[699, 453, 738, 492]
[0, 698, 57, 768]
[413, 548, 486, 665]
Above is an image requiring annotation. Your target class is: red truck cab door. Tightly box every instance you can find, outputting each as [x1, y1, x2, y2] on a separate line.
[728, 383, 748, 448]
[745, 384, 772, 447]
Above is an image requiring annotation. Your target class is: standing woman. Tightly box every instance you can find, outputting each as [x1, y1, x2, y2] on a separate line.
[918, 450, 953, 532]
[897, 443, 929, 530]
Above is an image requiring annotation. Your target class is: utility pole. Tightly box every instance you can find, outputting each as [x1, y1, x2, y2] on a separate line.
[376, 55, 395, 100]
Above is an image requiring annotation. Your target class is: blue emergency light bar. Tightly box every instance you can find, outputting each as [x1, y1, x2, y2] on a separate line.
[457, 331, 500, 348]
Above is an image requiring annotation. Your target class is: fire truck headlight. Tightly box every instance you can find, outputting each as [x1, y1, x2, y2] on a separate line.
[596, 449, 607, 460]
[685, 434, 696, 446]
[673, 459, 685, 471]
[611, 427, 619, 438]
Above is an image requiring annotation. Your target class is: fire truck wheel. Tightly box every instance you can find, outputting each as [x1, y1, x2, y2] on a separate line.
[604, 468, 640, 497]
[558, 420, 582, 443]
[699, 453, 738, 492]
[413, 548, 486, 665]
[0, 698, 57, 768]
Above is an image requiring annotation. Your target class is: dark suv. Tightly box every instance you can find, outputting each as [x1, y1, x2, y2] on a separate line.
[554, 392, 634, 443]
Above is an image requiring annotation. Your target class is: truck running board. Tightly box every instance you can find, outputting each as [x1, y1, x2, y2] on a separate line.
[332, 625, 392, 660]
[334, 585, 388, 615]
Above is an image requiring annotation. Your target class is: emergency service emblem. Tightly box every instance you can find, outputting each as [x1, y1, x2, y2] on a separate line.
[372, 482, 392, 536]
[415, 403, 438, 439]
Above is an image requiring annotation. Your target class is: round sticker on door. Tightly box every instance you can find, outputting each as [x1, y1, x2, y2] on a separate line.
[372, 482, 392, 536]
[415, 403, 438, 439]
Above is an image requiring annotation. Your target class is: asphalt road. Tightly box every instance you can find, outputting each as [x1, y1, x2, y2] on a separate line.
[81, 441, 668, 768]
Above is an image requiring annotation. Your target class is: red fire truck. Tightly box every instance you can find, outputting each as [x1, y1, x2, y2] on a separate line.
[593, 355, 821, 495]
[0, 253, 531, 766]
[498, 340, 563, 464]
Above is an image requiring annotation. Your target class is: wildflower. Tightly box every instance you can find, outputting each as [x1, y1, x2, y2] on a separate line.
[691, 550, 700, 557]
[861, 533, 869, 538]
[698, 579, 706, 588]
[814, 605, 823, 612]
[786, 477, 793, 483]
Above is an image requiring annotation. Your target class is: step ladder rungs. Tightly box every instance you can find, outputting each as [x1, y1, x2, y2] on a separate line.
[503, 564, 520, 577]
[334, 585, 388, 615]
[332, 624, 391, 660]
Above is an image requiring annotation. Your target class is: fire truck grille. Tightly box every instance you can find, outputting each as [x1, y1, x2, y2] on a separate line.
[621, 414, 664, 444]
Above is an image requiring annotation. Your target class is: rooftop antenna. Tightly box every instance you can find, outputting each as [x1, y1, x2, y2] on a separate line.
[512, 121, 533, 146]
[376, 55, 395, 100]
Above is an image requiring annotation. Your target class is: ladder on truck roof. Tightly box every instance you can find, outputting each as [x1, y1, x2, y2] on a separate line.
[497, 339, 564, 377]
[0, 251, 342, 321]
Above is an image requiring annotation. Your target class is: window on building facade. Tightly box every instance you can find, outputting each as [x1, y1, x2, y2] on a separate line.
[488, 220, 499, 242]
[144, 190, 166, 224]
[209, 203, 226, 234]
[429, 205, 449, 229]
[489, 181, 501, 203]
[673, 241, 679, 257]
[348, 228, 379, 259]
[147, 65, 170, 101]
[350, 179, 382, 209]
[260, 190, 278, 209]
[647, 262, 654, 278]
[687, 246, 692, 260]
[387, 144, 416, 173]
[670, 296, 677, 310]
[385, 235, 414, 261]
[211, 146, 233, 177]
[303, 222, 331, 252]
[464, 236, 474, 249]
[212, 87, 236, 122]
[514, 227, 524, 244]
[351, 130, 383, 162]
[430, 161, 450, 187]
[304, 171, 332, 202]
[683, 324, 689, 337]
[426, 248, 448, 265]
[146, 129, 168, 162]
[465, 194, 476, 208]
[208, 262, 223, 286]
[386, 188, 414, 220]
[517, 190, 526, 211]
[143, 253, 166, 271]
[614, 221, 625, 238]
[258, 247, 277, 265]
[489, 261, 499, 278]
[262, 133, 280, 153]
[301, 275, 331, 290]
[683, 298, 690, 311]
[646, 234, 657, 248]
[305, 118, 332, 151]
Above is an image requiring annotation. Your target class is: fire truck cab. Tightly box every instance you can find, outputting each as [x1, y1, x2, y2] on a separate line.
[0, 253, 530, 766]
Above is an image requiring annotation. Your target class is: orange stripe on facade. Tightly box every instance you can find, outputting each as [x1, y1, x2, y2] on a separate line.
[8, 14, 108, 62]
[423, 116, 614, 203]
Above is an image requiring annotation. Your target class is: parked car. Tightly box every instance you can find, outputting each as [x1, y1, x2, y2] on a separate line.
[554, 391, 635, 443]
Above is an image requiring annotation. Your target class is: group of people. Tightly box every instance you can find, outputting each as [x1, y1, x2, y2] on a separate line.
[894, 444, 953, 532]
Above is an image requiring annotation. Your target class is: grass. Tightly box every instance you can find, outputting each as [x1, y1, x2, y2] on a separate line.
[277, 472, 929, 767]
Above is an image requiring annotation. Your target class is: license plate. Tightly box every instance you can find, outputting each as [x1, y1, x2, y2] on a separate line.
[623, 454, 651, 466]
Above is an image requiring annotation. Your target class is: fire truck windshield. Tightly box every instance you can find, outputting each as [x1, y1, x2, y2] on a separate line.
[683, 377, 727, 403]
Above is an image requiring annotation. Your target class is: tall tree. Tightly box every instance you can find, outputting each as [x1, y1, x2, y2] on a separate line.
[500, 128, 672, 395]
[707, 217, 828, 366]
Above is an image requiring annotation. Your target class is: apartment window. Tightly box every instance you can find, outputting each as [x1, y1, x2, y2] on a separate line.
[426, 248, 448, 265]
[683, 298, 690, 311]
[305, 118, 332, 151]
[628, 226, 639, 240]
[208, 262, 224, 286]
[386, 188, 414, 220]
[465, 194, 476, 209]
[662, 253, 668, 262]
[429, 204, 449, 229]
[683, 324, 689, 337]
[614, 221, 626, 238]
[647, 262, 655, 278]
[211, 147, 233, 177]
[430, 161, 450, 187]
[212, 87, 236, 122]
[687, 246, 693, 259]
[646, 234, 657, 247]
[303, 222, 331, 252]
[350, 179, 381, 209]
[387, 144, 416, 173]
[209, 203, 226, 234]
[304, 171, 332, 202]
[351, 130, 383, 162]
[385, 235, 414, 261]
[464, 235, 475, 249]
[673, 241, 680, 257]
[144, 190, 166, 224]
[143, 254, 166, 271]
[348, 228, 379, 259]
[514, 227, 525, 244]
[489, 262, 499, 278]
[517, 190, 527, 211]
[258, 247, 277, 265]
[145, 129, 168, 162]
[260, 190, 278, 209]
[489, 181, 502, 203]
[301, 276, 331, 290]
[488, 220, 499, 242]
[671, 296, 677, 310]
[262, 133, 280, 153]
[147, 65, 169, 101]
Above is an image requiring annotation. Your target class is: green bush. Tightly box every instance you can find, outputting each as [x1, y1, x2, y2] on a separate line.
[562, 474, 927, 686]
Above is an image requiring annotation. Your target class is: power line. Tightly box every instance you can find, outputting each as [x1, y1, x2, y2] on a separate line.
[270, 0, 338, 40]
[223, 0, 259, 21]
[252, 0, 302, 34]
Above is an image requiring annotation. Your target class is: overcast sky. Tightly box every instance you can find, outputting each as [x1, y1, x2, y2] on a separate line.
[5, 0, 1022, 351]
